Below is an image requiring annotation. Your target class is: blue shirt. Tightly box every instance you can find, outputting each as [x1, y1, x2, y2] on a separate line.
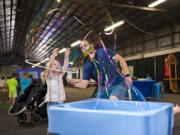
[20, 78, 31, 93]
[83, 48, 123, 86]
[146, 77, 152, 80]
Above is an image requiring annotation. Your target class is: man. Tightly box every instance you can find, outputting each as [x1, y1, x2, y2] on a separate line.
[7, 73, 18, 106]
[68, 40, 132, 100]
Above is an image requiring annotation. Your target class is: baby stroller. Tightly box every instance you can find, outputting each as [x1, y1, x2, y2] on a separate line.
[8, 80, 47, 125]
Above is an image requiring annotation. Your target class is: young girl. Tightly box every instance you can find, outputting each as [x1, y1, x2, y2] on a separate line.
[45, 48, 70, 135]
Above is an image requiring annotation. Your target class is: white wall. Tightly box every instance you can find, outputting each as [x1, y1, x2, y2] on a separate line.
[117, 24, 180, 60]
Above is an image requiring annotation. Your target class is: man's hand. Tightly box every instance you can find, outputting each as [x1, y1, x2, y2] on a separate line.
[68, 79, 89, 88]
[68, 79, 77, 86]
[125, 76, 132, 88]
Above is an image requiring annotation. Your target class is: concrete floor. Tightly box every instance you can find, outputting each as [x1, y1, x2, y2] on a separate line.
[0, 87, 180, 135]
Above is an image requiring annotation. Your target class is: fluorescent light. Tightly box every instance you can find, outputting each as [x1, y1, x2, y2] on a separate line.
[104, 20, 125, 32]
[69, 62, 74, 65]
[70, 40, 81, 47]
[59, 48, 66, 53]
[30, 29, 33, 33]
[44, 58, 49, 61]
[148, 0, 166, 7]
[57, 0, 61, 3]
[41, 58, 49, 63]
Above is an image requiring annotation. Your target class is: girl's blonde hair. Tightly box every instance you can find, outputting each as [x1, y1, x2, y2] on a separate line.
[41, 70, 47, 84]
[46, 60, 60, 68]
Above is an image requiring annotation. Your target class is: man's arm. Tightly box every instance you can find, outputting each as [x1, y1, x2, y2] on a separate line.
[114, 54, 132, 83]
[68, 79, 89, 88]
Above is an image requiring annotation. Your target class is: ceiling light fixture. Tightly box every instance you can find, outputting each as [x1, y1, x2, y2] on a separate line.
[148, 0, 166, 7]
[59, 48, 66, 53]
[69, 62, 74, 65]
[57, 0, 62, 3]
[70, 40, 81, 47]
[41, 58, 49, 63]
[104, 20, 125, 32]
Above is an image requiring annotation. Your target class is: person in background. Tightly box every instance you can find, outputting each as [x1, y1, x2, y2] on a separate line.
[7, 73, 18, 106]
[2, 77, 8, 92]
[20, 72, 31, 94]
[146, 73, 152, 80]
[45, 48, 70, 135]
[28, 74, 35, 82]
[174, 105, 180, 114]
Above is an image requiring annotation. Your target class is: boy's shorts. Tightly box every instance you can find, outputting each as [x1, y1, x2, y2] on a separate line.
[9, 90, 17, 98]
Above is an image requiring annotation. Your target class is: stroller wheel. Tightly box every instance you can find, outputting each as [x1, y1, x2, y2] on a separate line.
[17, 113, 27, 124]
[31, 114, 41, 126]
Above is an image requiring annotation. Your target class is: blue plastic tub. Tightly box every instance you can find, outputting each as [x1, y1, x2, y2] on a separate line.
[48, 99, 174, 135]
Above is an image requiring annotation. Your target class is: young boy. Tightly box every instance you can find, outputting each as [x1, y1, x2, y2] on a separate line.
[7, 73, 18, 106]
[20, 72, 31, 94]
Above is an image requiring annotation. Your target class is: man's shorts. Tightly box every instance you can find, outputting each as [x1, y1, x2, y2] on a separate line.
[97, 82, 128, 99]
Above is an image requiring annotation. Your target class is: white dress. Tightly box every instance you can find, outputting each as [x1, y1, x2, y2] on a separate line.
[45, 74, 65, 103]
